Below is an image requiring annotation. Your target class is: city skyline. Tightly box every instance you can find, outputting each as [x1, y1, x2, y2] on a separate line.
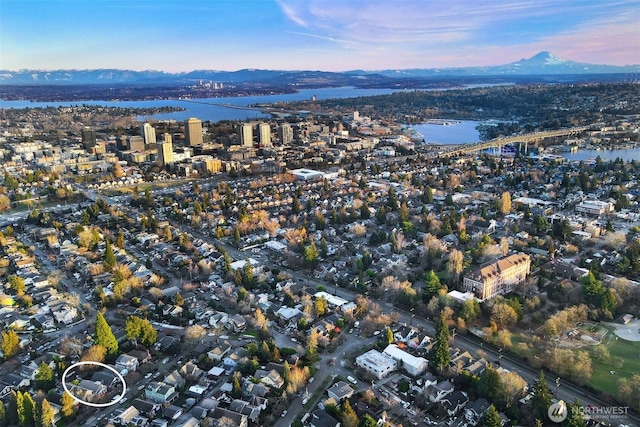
[1, 0, 639, 73]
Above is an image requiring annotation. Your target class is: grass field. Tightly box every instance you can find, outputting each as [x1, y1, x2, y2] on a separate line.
[588, 328, 640, 396]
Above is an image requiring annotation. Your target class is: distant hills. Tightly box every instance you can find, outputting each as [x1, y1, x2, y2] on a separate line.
[0, 52, 638, 86]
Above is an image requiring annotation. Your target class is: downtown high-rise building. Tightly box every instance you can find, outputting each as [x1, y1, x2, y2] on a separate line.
[157, 133, 174, 167]
[140, 122, 156, 146]
[279, 123, 293, 145]
[185, 117, 203, 146]
[81, 127, 96, 149]
[238, 123, 254, 147]
[258, 123, 271, 146]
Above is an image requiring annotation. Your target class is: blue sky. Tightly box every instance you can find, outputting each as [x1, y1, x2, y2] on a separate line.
[1, 0, 638, 72]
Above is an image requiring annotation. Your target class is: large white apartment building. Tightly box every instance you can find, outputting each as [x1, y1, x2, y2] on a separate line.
[462, 253, 531, 300]
[355, 349, 398, 379]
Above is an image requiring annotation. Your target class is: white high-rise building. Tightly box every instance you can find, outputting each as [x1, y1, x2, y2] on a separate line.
[280, 123, 293, 145]
[141, 123, 156, 146]
[238, 123, 253, 147]
[258, 123, 271, 146]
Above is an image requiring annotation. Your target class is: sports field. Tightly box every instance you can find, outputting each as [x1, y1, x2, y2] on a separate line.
[589, 326, 640, 396]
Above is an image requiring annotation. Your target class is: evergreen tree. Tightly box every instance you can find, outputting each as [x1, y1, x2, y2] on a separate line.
[37, 399, 55, 427]
[231, 372, 242, 398]
[94, 312, 118, 358]
[423, 270, 443, 300]
[430, 313, 450, 373]
[566, 399, 586, 427]
[15, 392, 24, 427]
[478, 365, 503, 402]
[480, 404, 502, 427]
[0, 400, 5, 427]
[104, 239, 116, 271]
[6, 391, 18, 426]
[532, 371, 552, 421]
[60, 392, 75, 419]
[424, 186, 434, 203]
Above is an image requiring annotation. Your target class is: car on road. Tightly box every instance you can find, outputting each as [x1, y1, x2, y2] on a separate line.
[281, 410, 288, 418]
[308, 377, 314, 383]
[302, 397, 309, 405]
[347, 376, 358, 385]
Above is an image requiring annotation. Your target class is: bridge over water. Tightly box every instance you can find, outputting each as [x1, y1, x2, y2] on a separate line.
[434, 126, 590, 158]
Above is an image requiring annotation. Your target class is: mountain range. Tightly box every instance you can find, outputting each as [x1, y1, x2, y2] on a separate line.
[0, 52, 638, 86]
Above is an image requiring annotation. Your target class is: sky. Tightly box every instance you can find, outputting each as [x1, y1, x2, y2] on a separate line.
[1, 0, 638, 72]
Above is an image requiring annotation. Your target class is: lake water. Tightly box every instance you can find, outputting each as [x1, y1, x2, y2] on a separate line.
[410, 121, 481, 145]
[559, 147, 640, 162]
[0, 87, 402, 122]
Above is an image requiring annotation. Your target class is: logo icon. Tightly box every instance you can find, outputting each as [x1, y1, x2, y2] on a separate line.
[548, 401, 568, 423]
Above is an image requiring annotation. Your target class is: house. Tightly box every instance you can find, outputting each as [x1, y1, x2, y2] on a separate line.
[68, 380, 107, 402]
[115, 354, 139, 372]
[91, 370, 120, 389]
[111, 405, 149, 426]
[207, 366, 225, 381]
[441, 390, 469, 416]
[225, 314, 247, 332]
[144, 382, 178, 404]
[465, 358, 489, 377]
[311, 409, 341, 427]
[162, 405, 183, 421]
[427, 380, 454, 403]
[132, 398, 162, 418]
[163, 371, 186, 388]
[465, 398, 490, 425]
[180, 362, 205, 382]
[211, 407, 248, 427]
[207, 341, 232, 361]
[128, 349, 152, 364]
[254, 369, 285, 389]
[229, 399, 262, 421]
[327, 381, 354, 402]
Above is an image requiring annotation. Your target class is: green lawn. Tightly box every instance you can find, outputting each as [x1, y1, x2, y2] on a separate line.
[589, 330, 640, 396]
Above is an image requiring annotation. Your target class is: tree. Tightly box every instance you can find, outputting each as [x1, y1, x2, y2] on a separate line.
[104, 239, 116, 271]
[303, 242, 320, 268]
[184, 325, 206, 345]
[60, 392, 76, 419]
[480, 404, 502, 427]
[430, 313, 450, 373]
[1, 329, 20, 359]
[478, 366, 503, 402]
[340, 400, 359, 427]
[499, 191, 512, 215]
[231, 372, 242, 399]
[125, 316, 158, 347]
[490, 303, 518, 329]
[447, 249, 464, 284]
[80, 345, 107, 364]
[18, 391, 35, 427]
[532, 371, 552, 421]
[0, 400, 6, 427]
[385, 326, 394, 346]
[461, 298, 481, 322]
[282, 361, 291, 386]
[533, 215, 549, 234]
[359, 414, 378, 427]
[115, 229, 125, 248]
[35, 362, 55, 391]
[7, 275, 26, 295]
[500, 371, 527, 408]
[37, 398, 55, 427]
[306, 329, 319, 356]
[566, 399, 586, 427]
[423, 270, 443, 300]
[94, 312, 118, 358]
[314, 297, 328, 317]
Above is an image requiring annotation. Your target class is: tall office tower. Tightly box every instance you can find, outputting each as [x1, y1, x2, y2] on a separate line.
[163, 133, 172, 144]
[185, 117, 203, 147]
[141, 123, 156, 146]
[258, 123, 271, 146]
[279, 123, 293, 145]
[117, 135, 128, 150]
[238, 123, 254, 147]
[157, 138, 174, 167]
[128, 136, 145, 152]
[81, 127, 96, 149]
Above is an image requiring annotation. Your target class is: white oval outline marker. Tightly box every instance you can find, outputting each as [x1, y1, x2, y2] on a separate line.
[62, 361, 127, 408]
